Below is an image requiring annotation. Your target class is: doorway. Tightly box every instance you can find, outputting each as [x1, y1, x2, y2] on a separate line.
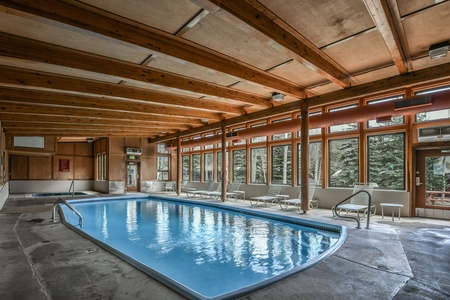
[415, 149, 450, 215]
[127, 163, 140, 192]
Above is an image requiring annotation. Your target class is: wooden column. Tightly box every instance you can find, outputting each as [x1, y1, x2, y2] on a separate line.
[221, 122, 227, 202]
[176, 133, 181, 196]
[300, 101, 309, 213]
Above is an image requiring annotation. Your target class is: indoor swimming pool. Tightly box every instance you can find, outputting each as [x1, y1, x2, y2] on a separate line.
[59, 195, 347, 299]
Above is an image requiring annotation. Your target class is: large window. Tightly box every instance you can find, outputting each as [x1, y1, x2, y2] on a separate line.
[203, 153, 213, 181]
[233, 149, 246, 182]
[216, 151, 228, 182]
[368, 133, 405, 189]
[192, 154, 200, 181]
[157, 143, 170, 180]
[250, 147, 267, 184]
[182, 155, 190, 181]
[157, 156, 169, 180]
[329, 138, 359, 187]
[272, 144, 291, 185]
[298, 142, 322, 186]
[250, 122, 267, 143]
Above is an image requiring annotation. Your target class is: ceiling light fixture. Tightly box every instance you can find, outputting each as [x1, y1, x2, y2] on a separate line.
[86, 138, 94, 143]
[429, 41, 449, 60]
[271, 92, 285, 102]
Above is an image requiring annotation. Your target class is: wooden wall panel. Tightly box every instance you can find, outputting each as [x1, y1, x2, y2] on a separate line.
[75, 143, 93, 156]
[57, 142, 74, 155]
[141, 156, 156, 180]
[28, 156, 52, 179]
[110, 137, 125, 154]
[109, 154, 125, 181]
[10, 155, 27, 179]
[74, 156, 93, 179]
[53, 155, 74, 180]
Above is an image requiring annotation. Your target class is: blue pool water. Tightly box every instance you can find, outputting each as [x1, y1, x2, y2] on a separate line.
[60, 196, 346, 299]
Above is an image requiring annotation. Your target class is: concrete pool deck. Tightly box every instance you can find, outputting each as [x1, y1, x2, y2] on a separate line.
[1, 193, 449, 300]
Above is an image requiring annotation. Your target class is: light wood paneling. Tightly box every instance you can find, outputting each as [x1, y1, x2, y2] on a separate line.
[74, 156, 93, 179]
[10, 155, 27, 180]
[53, 156, 74, 180]
[28, 156, 51, 179]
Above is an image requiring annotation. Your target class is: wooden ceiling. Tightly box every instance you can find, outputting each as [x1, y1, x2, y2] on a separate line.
[1, 0, 450, 142]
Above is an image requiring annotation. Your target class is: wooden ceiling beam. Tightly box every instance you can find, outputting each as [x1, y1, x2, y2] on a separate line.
[4, 128, 158, 137]
[205, 0, 351, 88]
[0, 0, 306, 98]
[0, 114, 191, 129]
[1, 122, 166, 132]
[150, 61, 450, 143]
[363, 0, 408, 73]
[0, 32, 271, 108]
[0, 86, 222, 120]
[0, 67, 235, 119]
[0, 102, 203, 125]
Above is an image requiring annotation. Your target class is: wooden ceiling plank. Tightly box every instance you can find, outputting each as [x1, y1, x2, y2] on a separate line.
[0, 32, 270, 108]
[0, 86, 222, 120]
[0, 0, 306, 98]
[1, 122, 166, 132]
[0, 67, 238, 118]
[206, 0, 351, 88]
[362, 0, 408, 73]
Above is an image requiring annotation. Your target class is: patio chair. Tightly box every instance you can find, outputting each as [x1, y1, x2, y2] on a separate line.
[332, 183, 376, 219]
[163, 181, 175, 193]
[279, 182, 317, 211]
[249, 185, 282, 207]
[205, 180, 241, 200]
[186, 181, 214, 198]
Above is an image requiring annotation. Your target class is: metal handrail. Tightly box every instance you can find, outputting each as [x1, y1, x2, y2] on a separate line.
[52, 197, 83, 227]
[68, 180, 75, 197]
[332, 190, 372, 229]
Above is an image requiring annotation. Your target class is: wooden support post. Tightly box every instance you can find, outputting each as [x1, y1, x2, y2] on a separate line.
[176, 133, 181, 196]
[300, 101, 309, 213]
[221, 122, 227, 202]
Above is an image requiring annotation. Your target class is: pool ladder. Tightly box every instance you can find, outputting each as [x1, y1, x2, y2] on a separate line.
[68, 180, 75, 197]
[332, 190, 372, 229]
[52, 197, 83, 227]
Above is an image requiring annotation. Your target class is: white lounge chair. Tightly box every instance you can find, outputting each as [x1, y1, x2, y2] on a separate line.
[279, 182, 317, 211]
[186, 181, 214, 198]
[249, 185, 282, 207]
[332, 183, 376, 219]
[205, 180, 241, 200]
[163, 181, 175, 193]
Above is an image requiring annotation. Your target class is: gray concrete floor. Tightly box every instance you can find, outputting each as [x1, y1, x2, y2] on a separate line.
[1, 193, 449, 300]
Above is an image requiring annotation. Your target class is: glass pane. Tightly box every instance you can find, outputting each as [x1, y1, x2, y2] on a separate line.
[216, 151, 228, 182]
[182, 156, 190, 181]
[157, 143, 169, 153]
[328, 105, 358, 133]
[250, 147, 267, 184]
[203, 153, 214, 181]
[232, 127, 246, 146]
[298, 142, 322, 186]
[368, 133, 405, 189]
[157, 156, 169, 180]
[250, 123, 267, 143]
[415, 86, 450, 122]
[329, 138, 359, 187]
[367, 95, 404, 128]
[425, 156, 450, 207]
[272, 118, 292, 140]
[102, 153, 107, 180]
[233, 150, 246, 182]
[272, 144, 292, 185]
[192, 154, 201, 181]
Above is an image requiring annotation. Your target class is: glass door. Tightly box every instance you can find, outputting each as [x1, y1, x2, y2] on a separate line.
[416, 149, 450, 209]
[127, 163, 140, 192]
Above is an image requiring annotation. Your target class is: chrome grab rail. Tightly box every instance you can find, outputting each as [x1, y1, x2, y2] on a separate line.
[332, 190, 372, 229]
[68, 180, 75, 197]
[52, 197, 83, 227]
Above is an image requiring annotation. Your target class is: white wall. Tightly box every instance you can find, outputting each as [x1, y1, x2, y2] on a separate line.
[9, 180, 95, 194]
